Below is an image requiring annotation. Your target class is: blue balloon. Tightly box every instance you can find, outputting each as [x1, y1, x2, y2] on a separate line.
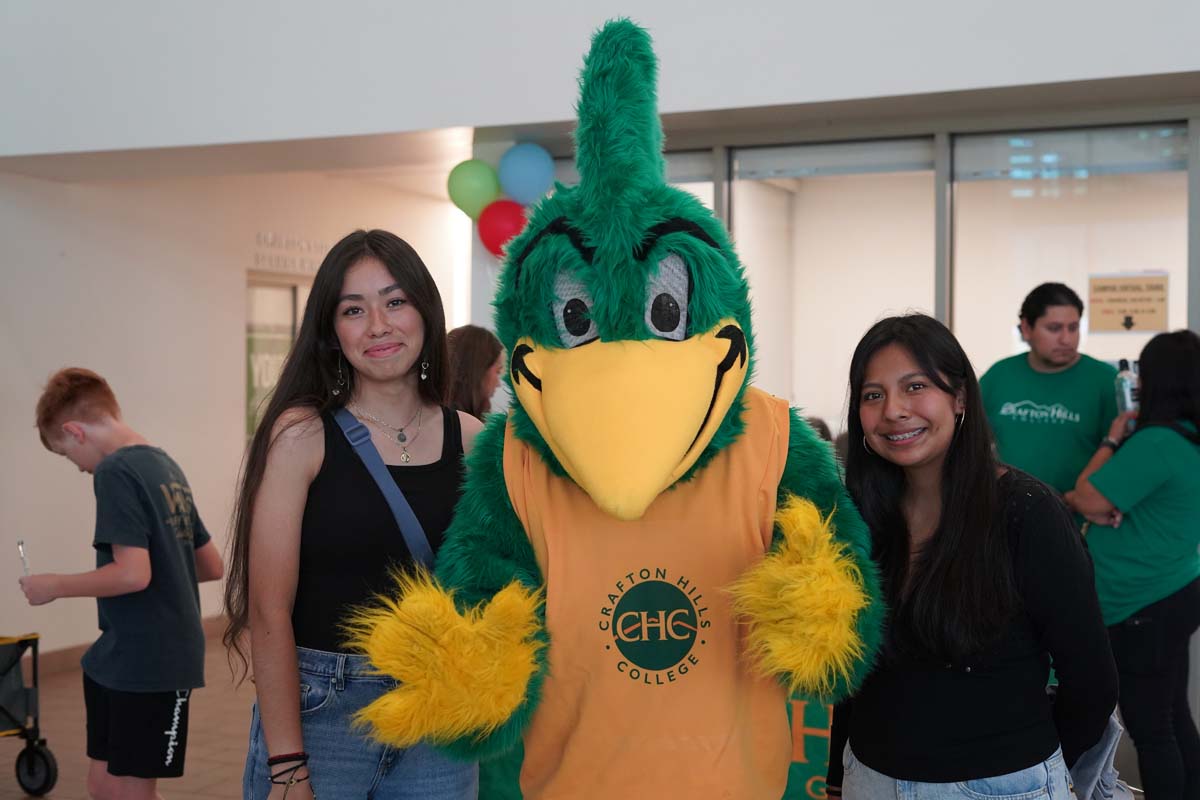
[498, 143, 555, 206]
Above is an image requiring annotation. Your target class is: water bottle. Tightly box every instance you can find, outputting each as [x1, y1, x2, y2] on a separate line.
[1115, 359, 1138, 430]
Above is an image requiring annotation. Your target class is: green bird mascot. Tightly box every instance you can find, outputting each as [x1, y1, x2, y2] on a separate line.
[347, 19, 884, 800]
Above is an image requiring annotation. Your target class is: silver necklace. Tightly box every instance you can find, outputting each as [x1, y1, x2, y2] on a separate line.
[350, 404, 423, 462]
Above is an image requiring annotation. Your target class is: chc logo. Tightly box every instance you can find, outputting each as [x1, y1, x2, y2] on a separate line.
[599, 569, 710, 683]
[615, 607, 695, 643]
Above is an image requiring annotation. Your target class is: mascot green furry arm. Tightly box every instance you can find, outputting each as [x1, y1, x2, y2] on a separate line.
[345, 19, 884, 800]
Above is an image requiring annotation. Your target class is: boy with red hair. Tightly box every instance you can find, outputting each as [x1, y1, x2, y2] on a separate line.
[22, 367, 223, 800]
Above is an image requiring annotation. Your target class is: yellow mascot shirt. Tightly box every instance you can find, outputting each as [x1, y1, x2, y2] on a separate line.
[503, 387, 792, 800]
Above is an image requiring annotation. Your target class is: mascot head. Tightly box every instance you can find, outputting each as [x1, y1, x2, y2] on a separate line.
[495, 19, 755, 520]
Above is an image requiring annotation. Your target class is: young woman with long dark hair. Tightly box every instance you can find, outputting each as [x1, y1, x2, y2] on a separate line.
[224, 230, 481, 799]
[827, 314, 1117, 800]
[445, 324, 503, 420]
[1066, 329, 1200, 800]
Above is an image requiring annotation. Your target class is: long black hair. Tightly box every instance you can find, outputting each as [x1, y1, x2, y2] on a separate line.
[845, 314, 1016, 660]
[1132, 329, 1200, 444]
[223, 229, 449, 678]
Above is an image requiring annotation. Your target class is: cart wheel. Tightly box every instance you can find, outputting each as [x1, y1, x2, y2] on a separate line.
[15, 743, 57, 796]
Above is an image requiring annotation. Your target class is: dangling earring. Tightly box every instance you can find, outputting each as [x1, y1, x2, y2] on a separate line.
[332, 356, 346, 397]
[420, 361, 429, 382]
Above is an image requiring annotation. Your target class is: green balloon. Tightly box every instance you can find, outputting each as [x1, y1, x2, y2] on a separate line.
[447, 159, 501, 220]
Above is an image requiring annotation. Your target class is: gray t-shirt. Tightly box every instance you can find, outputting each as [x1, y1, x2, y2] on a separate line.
[80, 445, 209, 692]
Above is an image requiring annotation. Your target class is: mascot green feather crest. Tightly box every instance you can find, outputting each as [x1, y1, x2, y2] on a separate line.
[574, 21, 665, 245]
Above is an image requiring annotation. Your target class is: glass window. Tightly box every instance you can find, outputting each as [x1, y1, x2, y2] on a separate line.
[953, 124, 1189, 374]
[731, 139, 937, 433]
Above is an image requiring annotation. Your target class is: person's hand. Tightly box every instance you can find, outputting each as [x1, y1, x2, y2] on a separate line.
[18, 574, 60, 606]
[1107, 410, 1138, 444]
[1083, 509, 1123, 529]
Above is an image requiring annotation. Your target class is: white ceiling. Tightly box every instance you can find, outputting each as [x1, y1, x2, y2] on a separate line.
[0, 127, 475, 201]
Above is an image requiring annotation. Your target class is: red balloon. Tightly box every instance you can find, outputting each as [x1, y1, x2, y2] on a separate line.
[478, 199, 528, 258]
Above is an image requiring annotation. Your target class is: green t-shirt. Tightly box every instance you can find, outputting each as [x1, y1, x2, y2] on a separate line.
[1087, 424, 1200, 625]
[980, 353, 1118, 494]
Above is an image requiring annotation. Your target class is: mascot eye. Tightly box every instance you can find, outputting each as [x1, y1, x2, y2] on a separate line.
[552, 271, 598, 347]
[563, 299, 590, 335]
[644, 253, 689, 341]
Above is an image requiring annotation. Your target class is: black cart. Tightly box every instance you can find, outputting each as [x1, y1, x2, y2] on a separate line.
[1, 634, 57, 796]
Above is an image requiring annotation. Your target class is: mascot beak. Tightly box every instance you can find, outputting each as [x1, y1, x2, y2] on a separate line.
[510, 320, 747, 521]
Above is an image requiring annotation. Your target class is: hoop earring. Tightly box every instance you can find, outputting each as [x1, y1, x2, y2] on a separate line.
[862, 435, 875, 455]
[420, 361, 430, 382]
[331, 356, 346, 397]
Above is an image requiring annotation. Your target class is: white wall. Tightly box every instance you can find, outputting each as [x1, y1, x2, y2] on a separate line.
[3, 1, 1199, 157]
[0, 170, 467, 653]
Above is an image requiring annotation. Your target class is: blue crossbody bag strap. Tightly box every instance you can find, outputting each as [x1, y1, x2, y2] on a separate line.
[333, 408, 435, 568]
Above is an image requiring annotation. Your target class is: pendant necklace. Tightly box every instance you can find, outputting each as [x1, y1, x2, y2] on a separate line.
[350, 403, 424, 462]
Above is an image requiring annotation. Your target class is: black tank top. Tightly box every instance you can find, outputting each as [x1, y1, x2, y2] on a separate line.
[291, 407, 465, 652]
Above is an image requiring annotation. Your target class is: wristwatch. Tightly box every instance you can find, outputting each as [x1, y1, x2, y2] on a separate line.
[1100, 437, 1120, 451]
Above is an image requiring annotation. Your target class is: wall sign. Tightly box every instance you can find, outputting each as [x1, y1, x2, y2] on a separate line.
[1087, 273, 1169, 333]
[253, 231, 329, 275]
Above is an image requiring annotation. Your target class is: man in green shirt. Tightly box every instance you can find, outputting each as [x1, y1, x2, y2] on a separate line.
[980, 283, 1118, 494]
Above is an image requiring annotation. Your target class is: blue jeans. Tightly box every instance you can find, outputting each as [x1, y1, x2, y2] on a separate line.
[243, 647, 478, 799]
[842, 744, 1076, 799]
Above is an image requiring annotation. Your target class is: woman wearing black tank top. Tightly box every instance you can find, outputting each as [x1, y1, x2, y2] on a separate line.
[224, 230, 483, 800]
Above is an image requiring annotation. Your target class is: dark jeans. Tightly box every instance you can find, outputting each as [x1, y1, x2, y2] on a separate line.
[1109, 577, 1200, 800]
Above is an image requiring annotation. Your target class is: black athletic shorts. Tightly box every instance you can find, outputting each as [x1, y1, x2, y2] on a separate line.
[83, 673, 191, 778]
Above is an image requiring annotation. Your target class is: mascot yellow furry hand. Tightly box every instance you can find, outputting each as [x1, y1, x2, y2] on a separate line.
[349, 19, 884, 800]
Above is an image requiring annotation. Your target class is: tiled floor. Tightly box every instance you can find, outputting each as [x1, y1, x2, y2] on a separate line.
[1, 633, 250, 799]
